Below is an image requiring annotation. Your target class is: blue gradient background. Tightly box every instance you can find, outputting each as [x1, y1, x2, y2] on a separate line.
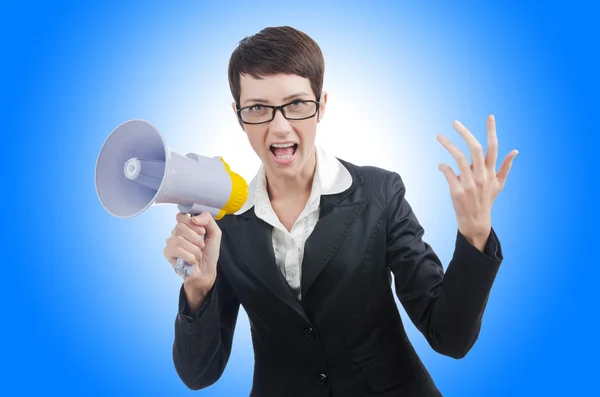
[3, 1, 598, 396]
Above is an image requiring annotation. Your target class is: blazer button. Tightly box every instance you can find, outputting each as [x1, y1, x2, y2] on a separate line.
[303, 327, 315, 340]
[318, 373, 329, 387]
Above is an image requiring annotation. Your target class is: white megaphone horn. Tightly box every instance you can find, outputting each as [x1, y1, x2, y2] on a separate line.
[94, 119, 248, 277]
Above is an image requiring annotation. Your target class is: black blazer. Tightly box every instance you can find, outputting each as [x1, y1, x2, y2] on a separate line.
[173, 159, 503, 397]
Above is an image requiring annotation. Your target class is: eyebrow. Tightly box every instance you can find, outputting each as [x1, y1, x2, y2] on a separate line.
[243, 92, 310, 105]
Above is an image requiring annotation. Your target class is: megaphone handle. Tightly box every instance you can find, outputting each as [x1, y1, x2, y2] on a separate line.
[175, 258, 194, 278]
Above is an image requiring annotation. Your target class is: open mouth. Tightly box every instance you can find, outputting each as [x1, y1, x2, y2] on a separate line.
[269, 143, 298, 164]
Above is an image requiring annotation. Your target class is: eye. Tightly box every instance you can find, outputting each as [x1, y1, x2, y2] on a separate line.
[289, 101, 306, 108]
[249, 105, 264, 112]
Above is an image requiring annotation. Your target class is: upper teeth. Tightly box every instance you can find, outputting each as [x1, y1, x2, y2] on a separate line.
[271, 143, 295, 148]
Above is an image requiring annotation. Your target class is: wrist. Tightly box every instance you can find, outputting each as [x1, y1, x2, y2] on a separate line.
[183, 284, 208, 311]
[463, 229, 490, 253]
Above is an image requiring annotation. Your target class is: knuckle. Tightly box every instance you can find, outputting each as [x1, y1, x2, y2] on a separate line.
[193, 253, 201, 265]
[453, 189, 466, 200]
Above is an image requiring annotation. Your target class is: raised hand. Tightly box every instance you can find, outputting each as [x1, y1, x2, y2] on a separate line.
[436, 115, 518, 251]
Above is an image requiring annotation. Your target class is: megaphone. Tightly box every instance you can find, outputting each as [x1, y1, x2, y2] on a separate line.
[94, 119, 248, 277]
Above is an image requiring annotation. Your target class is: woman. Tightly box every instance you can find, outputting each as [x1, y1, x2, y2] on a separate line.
[164, 26, 518, 397]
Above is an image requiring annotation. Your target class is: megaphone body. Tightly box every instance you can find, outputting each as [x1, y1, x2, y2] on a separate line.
[95, 119, 248, 277]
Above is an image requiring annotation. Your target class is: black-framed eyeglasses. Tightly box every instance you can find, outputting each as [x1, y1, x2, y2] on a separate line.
[236, 100, 320, 125]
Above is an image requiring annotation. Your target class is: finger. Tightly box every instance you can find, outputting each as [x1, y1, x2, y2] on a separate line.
[437, 134, 474, 185]
[176, 212, 207, 236]
[497, 150, 519, 183]
[176, 212, 191, 224]
[192, 212, 222, 242]
[438, 163, 462, 192]
[166, 235, 203, 260]
[174, 222, 206, 247]
[452, 120, 486, 180]
[457, 164, 475, 182]
[485, 114, 498, 170]
[164, 245, 200, 267]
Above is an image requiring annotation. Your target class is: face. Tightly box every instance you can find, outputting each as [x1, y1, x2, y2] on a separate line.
[233, 73, 327, 180]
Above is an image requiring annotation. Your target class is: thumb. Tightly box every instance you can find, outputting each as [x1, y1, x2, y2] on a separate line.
[192, 212, 222, 243]
[191, 212, 222, 266]
[438, 163, 459, 189]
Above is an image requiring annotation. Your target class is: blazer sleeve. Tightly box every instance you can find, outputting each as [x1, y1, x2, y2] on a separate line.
[172, 263, 241, 390]
[385, 171, 503, 359]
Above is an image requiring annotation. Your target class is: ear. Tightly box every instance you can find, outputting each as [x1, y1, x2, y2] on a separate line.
[318, 91, 328, 122]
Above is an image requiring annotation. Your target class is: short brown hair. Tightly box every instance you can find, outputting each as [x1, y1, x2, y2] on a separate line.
[228, 26, 325, 107]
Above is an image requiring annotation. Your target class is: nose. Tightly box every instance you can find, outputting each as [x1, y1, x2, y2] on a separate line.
[268, 108, 292, 136]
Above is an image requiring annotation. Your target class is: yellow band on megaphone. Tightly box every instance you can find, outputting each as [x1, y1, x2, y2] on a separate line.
[214, 157, 249, 220]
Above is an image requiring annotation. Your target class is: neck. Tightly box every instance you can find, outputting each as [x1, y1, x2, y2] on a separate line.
[265, 147, 317, 202]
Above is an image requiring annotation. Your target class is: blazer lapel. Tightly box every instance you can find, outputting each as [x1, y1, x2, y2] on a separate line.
[301, 161, 366, 298]
[226, 211, 309, 322]
[301, 197, 367, 298]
